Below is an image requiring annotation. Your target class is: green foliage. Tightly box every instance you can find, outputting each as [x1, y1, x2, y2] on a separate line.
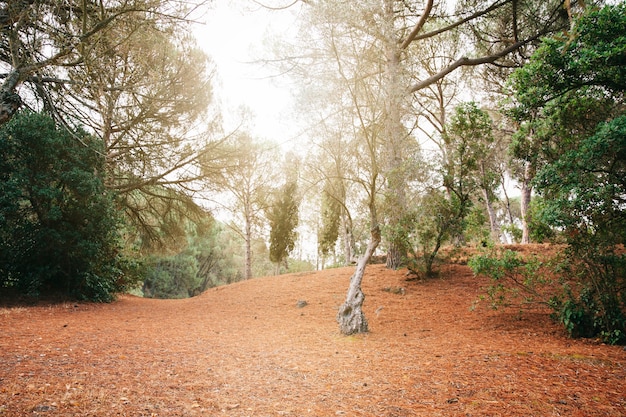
[509, 4, 626, 122]
[527, 197, 557, 243]
[463, 205, 491, 245]
[142, 222, 244, 299]
[143, 254, 199, 299]
[272, 257, 315, 275]
[121, 186, 208, 254]
[443, 102, 494, 199]
[318, 182, 342, 256]
[503, 4, 626, 343]
[553, 245, 626, 344]
[404, 102, 494, 277]
[406, 189, 465, 277]
[267, 181, 300, 266]
[469, 248, 556, 310]
[0, 111, 131, 301]
[381, 211, 414, 269]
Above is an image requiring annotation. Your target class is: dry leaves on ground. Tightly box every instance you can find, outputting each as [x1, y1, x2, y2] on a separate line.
[1, 245, 625, 416]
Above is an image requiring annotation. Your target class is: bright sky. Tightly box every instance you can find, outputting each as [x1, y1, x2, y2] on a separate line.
[193, 1, 301, 149]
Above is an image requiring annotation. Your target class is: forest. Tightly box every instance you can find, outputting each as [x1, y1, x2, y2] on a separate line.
[0, 0, 624, 344]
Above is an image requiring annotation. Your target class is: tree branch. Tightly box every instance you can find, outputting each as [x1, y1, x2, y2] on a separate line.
[408, 34, 542, 93]
[410, 0, 513, 43]
[400, 0, 434, 50]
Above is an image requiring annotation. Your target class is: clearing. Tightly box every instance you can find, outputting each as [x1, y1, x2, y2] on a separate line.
[1, 245, 625, 416]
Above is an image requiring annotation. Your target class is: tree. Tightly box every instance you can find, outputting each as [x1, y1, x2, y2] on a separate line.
[336, 120, 384, 334]
[507, 4, 626, 343]
[142, 219, 244, 299]
[202, 132, 278, 280]
[0, 111, 131, 301]
[268, 0, 576, 334]
[0, 1, 217, 251]
[267, 180, 300, 273]
[406, 102, 498, 276]
[64, 5, 216, 251]
[0, 0, 196, 125]
[318, 180, 342, 260]
[445, 102, 501, 242]
[282, 0, 575, 266]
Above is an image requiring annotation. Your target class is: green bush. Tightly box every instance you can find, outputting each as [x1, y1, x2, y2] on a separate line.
[505, 4, 626, 345]
[471, 247, 626, 345]
[469, 248, 555, 310]
[0, 111, 130, 301]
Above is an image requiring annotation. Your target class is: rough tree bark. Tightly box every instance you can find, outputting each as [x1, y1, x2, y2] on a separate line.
[382, 0, 408, 270]
[337, 225, 381, 335]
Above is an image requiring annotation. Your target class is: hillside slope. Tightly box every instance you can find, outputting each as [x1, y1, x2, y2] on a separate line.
[1, 255, 625, 416]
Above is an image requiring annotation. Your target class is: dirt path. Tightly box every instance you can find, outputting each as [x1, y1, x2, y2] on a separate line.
[1, 260, 625, 416]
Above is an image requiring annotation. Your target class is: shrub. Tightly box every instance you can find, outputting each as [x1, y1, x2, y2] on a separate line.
[0, 111, 130, 301]
[469, 247, 557, 310]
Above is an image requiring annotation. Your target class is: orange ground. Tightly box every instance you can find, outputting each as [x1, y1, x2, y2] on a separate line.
[1, 247, 625, 416]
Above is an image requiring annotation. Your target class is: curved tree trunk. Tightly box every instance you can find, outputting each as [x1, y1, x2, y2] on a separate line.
[337, 226, 381, 335]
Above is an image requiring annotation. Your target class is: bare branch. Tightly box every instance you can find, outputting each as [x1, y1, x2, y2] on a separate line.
[252, 0, 300, 10]
[400, 0, 434, 50]
[410, 0, 513, 43]
[408, 34, 543, 93]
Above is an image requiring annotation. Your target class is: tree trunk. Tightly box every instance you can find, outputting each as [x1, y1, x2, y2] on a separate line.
[383, 0, 409, 270]
[340, 212, 356, 265]
[483, 186, 501, 243]
[244, 210, 253, 279]
[520, 161, 533, 244]
[385, 245, 403, 269]
[0, 71, 23, 126]
[337, 226, 381, 335]
[500, 172, 515, 225]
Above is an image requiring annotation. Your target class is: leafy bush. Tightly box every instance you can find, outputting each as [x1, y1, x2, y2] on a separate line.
[469, 248, 558, 310]
[0, 111, 131, 301]
[527, 198, 557, 243]
[471, 247, 626, 345]
[552, 247, 626, 345]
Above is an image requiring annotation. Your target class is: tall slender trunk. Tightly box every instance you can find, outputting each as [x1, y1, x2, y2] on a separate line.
[244, 208, 253, 279]
[520, 161, 534, 244]
[500, 172, 515, 225]
[483, 186, 501, 243]
[383, 0, 408, 269]
[340, 211, 356, 265]
[481, 164, 501, 243]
